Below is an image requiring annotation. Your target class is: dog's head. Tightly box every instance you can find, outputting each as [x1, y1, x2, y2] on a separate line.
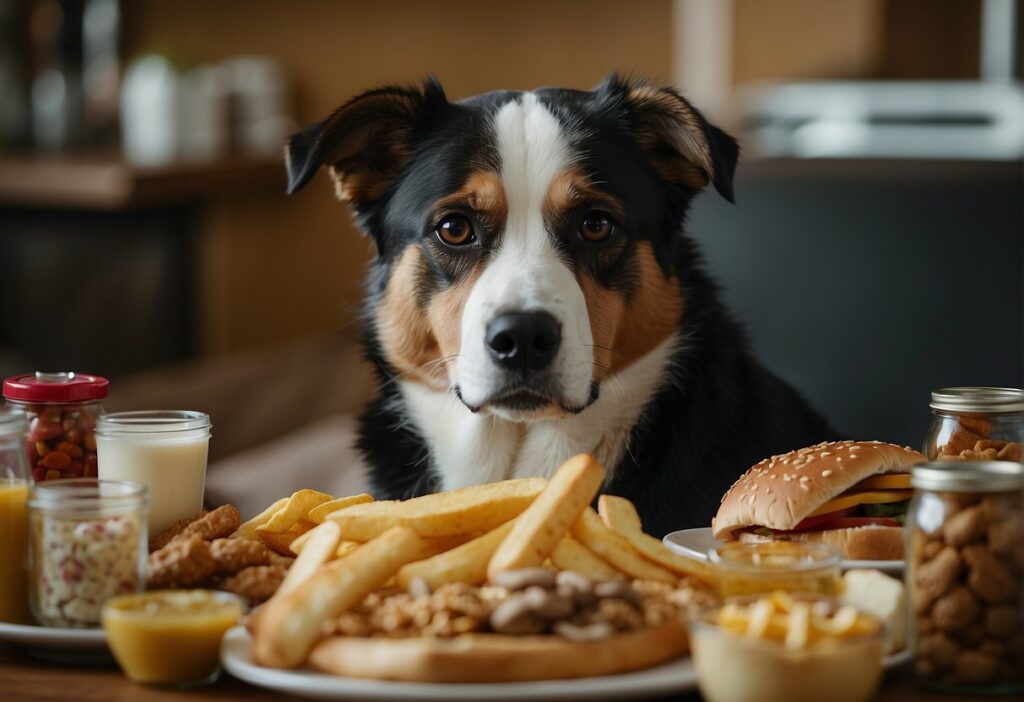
[286, 74, 737, 422]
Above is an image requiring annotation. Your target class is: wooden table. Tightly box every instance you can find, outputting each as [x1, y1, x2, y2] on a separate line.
[0, 642, 1000, 701]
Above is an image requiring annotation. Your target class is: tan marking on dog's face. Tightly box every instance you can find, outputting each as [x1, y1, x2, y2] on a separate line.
[578, 241, 683, 380]
[433, 171, 508, 226]
[377, 247, 443, 388]
[426, 264, 483, 379]
[543, 167, 625, 223]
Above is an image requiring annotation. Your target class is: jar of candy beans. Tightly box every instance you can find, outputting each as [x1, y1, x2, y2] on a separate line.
[3, 372, 108, 481]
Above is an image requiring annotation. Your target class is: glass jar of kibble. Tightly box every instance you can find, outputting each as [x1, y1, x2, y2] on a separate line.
[925, 387, 1024, 463]
[907, 461, 1023, 694]
[27, 479, 148, 628]
[3, 372, 109, 481]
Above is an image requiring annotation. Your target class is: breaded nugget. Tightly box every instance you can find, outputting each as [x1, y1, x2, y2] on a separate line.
[210, 537, 293, 574]
[149, 511, 208, 553]
[220, 565, 288, 604]
[147, 535, 216, 588]
[178, 504, 241, 542]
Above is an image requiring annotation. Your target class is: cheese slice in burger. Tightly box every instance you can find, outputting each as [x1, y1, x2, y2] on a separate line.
[712, 441, 926, 560]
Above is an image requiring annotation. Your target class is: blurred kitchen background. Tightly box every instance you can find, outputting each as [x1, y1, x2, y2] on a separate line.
[0, 0, 1021, 506]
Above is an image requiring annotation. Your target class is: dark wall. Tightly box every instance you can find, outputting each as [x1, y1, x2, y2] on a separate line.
[688, 158, 1023, 448]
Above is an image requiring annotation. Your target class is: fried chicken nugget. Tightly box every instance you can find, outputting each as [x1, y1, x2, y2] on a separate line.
[220, 565, 289, 604]
[147, 535, 216, 588]
[210, 537, 293, 574]
[149, 511, 208, 553]
[178, 504, 241, 542]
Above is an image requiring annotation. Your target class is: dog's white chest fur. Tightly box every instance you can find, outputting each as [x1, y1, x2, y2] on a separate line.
[398, 333, 679, 489]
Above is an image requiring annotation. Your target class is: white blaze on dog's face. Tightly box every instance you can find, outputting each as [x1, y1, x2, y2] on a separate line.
[283, 75, 738, 426]
[455, 94, 594, 420]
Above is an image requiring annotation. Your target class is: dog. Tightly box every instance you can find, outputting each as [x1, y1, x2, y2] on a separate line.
[285, 74, 833, 537]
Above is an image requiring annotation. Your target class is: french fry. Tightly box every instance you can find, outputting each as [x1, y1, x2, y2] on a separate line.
[275, 522, 342, 598]
[335, 540, 360, 559]
[488, 454, 604, 578]
[549, 535, 622, 580]
[307, 493, 375, 524]
[253, 526, 424, 668]
[598, 495, 710, 580]
[259, 489, 336, 534]
[232, 497, 289, 539]
[257, 526, 306, 557]
[571, 508, 677, 584]
[396, 520, 516, 591]
[327, 477, 545, 541]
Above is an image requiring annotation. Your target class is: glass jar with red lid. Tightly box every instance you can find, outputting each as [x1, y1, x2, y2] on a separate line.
[3, 372, 109, 482]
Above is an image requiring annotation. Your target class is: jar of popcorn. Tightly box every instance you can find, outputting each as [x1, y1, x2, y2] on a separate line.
[27, 479, 148, 628]
[3, 372, 109, 482]
[906, 461, 1023, 694]
[925, 387, 1024, 462]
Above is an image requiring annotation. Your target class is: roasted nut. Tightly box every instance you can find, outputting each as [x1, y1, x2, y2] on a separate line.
[979, 640, 1007, 659]
[918, 631, 959, 669]
[922, 540, 943, 561]
[987, 513, 1022, 558]
[916, 546, 962, 610]
[932, 586, 981, 632]
[553, 620, 615, 641]
[490, 567, 557, 591]
[953, 651, 997, 684]
[963, 544, 1016, 604]
[996, 442, 1022, 462]
[942, 505, 990, 546]
[522, 586, 575, 620]
[593, 580, 644, 608]
[916, 616, 934, 635]
[958, 417, 993, 437]
[943, 429, 986, 456]
[489, 594, 547, 634]
[958, 622, 986, 647]
[984, 606, 1018, 639]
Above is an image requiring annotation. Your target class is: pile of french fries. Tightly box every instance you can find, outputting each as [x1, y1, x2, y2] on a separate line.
[242, 454, 709, 669]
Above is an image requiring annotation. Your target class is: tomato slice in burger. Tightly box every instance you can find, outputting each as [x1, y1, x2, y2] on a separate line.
[791, 507, 857, 531]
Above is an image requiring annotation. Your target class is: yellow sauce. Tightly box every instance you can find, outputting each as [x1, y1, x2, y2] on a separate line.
[102, 590, 242, 684]
[711, 541, 841, 599]
[0, 479, 31, 624]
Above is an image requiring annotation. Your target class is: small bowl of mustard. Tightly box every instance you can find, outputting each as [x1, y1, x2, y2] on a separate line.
[708, 541, 841, 598]
[102, 589, 243, 686]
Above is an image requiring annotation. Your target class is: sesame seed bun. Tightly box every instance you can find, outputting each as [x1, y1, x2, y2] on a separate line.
[712, 441, 926, 542]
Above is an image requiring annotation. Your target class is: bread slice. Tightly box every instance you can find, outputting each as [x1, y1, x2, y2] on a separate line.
[738, 525, 904, 561]
[308, 621, 688, 682]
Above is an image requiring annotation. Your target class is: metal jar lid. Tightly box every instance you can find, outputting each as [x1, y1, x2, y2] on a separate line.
[912, 461, 1024, 493]
[929, 387, 1024, 414]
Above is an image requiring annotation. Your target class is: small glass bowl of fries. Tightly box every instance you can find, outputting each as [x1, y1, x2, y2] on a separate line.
[708, 541, 841, 598]
[690, 591, 885, 702]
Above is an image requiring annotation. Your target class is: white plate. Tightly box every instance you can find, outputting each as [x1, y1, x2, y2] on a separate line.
[0, 620, 106, 649]
[221, 627, 912, 701]
[663, 528, 905, 574]
[220, 627, 698, 701]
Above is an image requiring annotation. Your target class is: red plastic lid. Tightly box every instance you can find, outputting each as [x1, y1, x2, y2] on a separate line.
[3, 372, 109, 403]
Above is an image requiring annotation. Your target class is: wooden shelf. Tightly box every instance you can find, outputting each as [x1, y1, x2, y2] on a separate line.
[0, 152, 286, 210]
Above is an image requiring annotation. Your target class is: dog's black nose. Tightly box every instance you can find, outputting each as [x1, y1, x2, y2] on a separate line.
[486, 312, 561, 371]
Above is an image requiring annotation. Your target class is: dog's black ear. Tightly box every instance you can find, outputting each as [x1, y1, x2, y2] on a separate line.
[600, 74, 738, 203]
[285, 78, 448, 203]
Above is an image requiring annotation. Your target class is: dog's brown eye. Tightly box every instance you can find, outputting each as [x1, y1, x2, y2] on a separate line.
[579, 211, 614, 243]
[436, 214, 475, 246]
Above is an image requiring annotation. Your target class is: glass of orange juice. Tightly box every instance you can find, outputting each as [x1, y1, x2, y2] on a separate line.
[0, 411, 32, 624]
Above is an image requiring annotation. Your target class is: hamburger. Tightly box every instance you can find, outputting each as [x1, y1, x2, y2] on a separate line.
[712, 441, 926, 560]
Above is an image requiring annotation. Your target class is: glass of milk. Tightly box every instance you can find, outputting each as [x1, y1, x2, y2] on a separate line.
[96, 411, 211, 534]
